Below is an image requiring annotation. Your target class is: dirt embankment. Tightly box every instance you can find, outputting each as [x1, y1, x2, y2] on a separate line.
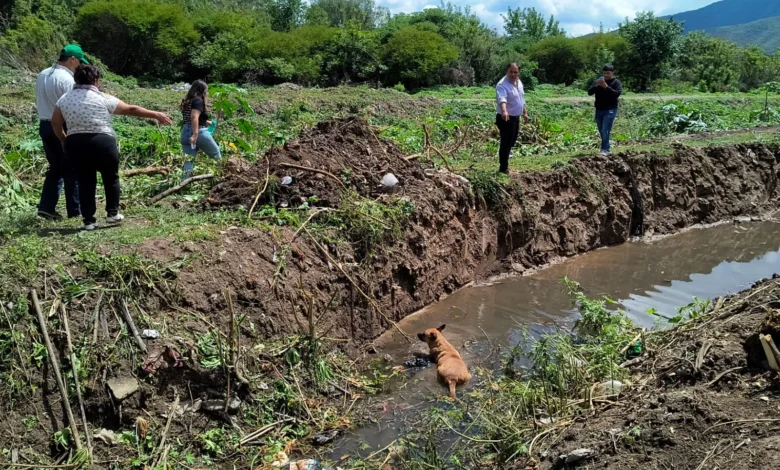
[536, 276, 780, 469]
[142, 119, 780, 349]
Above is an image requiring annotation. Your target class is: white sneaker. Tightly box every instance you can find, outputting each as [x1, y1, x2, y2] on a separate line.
[106, 214, 125, 224]
[84, 223, 98, 231]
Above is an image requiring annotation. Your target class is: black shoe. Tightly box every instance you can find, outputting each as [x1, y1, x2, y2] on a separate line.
[37, 210, 63, 220]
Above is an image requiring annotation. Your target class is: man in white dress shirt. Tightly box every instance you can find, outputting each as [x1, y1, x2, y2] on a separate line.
[495, 63, 529, 174]
[35, 44, 89, 220]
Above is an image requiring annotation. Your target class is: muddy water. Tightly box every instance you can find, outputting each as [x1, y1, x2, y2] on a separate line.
[331, 221, 780, 457]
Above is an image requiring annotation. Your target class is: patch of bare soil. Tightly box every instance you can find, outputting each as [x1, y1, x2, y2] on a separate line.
[535, 276, 780, 470]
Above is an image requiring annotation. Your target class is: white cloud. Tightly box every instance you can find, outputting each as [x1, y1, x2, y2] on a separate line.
[375, 0, 721, 36]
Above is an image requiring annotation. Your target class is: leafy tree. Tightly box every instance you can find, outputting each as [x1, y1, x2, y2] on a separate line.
[383, 26, 458, 88]
[74, 0, 199, 79]
[268, 0, 306, 31]
[528, 36, 585, 85]
[739, 46, 780, 91]
[321, 21, 383, 84]
[618, 12, 683, 90]
[0, 15, 65, 72]
[503, 7, 564, 50]
[675, 32, 739, 92]
[305, 5, 330, 26]
[309, 0, 385, 29]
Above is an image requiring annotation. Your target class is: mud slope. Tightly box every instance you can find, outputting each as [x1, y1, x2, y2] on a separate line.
[537, 275, 780, 470]
[146, 121, 780, 346]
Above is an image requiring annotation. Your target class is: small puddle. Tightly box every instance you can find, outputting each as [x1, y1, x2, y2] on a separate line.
[331, 220, 780, 458]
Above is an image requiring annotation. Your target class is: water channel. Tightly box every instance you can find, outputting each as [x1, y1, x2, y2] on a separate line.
[331, 220, 780, 457]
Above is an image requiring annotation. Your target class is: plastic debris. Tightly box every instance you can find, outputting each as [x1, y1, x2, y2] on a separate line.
[141, 329, 160, 339]
[272, 451, 290, 468]
[93, 429, 118, 446]
[202, 397, 241, 412]
[382, 173, 399, 187]
[141, 344, 184, 374]
[290, 460, 321, 470]
[558, 448, 596, 464]
[281, 176, 293, 185]
[312, 430, 340, 446]
[404, 356, 431, 368]
[107, 377, 139, 400]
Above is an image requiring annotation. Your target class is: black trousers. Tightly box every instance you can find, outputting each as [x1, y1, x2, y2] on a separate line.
[495, 114, 520, 173]
[38, 120, 80, 217]
[64, 133, 121, 225]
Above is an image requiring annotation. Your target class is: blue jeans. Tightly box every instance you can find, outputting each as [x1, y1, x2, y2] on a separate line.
[180, 124, 221, 178]
[38, 120, 80, 217]
[595, 108, 618, 152]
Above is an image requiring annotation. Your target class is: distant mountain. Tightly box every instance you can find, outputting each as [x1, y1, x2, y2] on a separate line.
[705, 16, 780, 53]
[666, 0, 780, 32]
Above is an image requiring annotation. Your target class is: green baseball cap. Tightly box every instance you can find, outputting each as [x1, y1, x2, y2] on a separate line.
[62, 44, 89, 64]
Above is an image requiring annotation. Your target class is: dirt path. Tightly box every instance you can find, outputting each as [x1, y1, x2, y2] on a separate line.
[423, 94, 741, 103]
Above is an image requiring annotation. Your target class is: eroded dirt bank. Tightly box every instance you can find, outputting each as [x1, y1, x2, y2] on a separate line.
[149, 120, 780, 348]
[535, 275, 780, 470]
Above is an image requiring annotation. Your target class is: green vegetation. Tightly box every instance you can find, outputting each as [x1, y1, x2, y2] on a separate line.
[4, 1, 780, 92]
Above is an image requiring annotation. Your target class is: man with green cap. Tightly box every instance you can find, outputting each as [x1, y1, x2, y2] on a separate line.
[35, 44, 89, 220]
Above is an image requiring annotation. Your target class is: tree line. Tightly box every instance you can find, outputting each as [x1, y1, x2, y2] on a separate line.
[2, 0, 780, 92]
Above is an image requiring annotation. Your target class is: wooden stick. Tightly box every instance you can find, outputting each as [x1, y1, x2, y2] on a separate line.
[149, 174, 214, 204]
[30, 289, 83, 450]
[619, 331, 644, 355]
[119, 298, 147, 353]
[706, 366, 745, 387]
[91, 291, 103, 344]
[121, 166, 170, 178]
[760, 334, 780, 371]
[225, 289, 235, 414]
[248, 156, 271, 218]
[60, 302, 93, 462]
[152, 395, 179, 466]
[704, 418, 780, 434]
[278, 162, 346, 189]
[239, 418, 296, 446]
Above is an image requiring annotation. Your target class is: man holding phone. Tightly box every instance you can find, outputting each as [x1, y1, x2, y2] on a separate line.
[588, 65, 622, 155]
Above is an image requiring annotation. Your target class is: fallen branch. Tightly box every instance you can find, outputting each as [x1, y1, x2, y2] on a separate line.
[279, 162, 346, 190]
[149, 174, 214, 204]
[119, 298, 148, 353]
[303, 226, 413, 343]
[248, 156, 271, 218]
[152, 395, 179, 467]
[620, 331, 644, 355]
[60, 302, 93, 462]
[704, 418, 780, 434]
[91, 291, 104, 344]
[30, 289, 83, 450]
[121, 166, 170, 178]
[239, 418, 296, 446]
[706, 366, 745, 387]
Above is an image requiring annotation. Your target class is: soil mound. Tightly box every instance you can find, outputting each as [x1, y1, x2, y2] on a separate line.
[208, 118, 427, 209]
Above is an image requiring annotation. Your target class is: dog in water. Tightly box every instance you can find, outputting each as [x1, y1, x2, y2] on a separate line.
[417, 325, 472, 399]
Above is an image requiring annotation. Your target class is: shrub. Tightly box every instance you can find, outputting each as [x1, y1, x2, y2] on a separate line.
[74, 0, 199, 79]
[383, 26, 458, 89]
[528, 36, 585, 85]
[0, 15, 65, 72]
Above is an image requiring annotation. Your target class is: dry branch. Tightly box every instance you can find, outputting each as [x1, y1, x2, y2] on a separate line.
[149, 174, 214, 204]
[248, 155, 271, 218]
[119, 298, 148, 353]
[30, 289, 83, 450]
[60, 302, 93, 462]
[121, 166, 170, 178]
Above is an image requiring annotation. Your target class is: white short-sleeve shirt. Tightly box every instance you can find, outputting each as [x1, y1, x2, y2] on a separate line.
[36, 65, 75, 120]
[56, 86, 121, 137]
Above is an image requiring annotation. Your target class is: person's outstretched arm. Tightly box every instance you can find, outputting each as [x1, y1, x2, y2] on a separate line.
[114, 101, 172, 125]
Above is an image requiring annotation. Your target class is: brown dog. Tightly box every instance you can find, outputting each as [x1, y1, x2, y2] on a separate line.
[417, 325, 472, 399]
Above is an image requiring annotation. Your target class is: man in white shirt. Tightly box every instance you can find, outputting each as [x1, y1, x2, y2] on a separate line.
[495, 63, 529, 174]
[36, 44, 89, 220]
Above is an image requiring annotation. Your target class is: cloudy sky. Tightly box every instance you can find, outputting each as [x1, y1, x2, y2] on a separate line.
[377, 0, 720, 36]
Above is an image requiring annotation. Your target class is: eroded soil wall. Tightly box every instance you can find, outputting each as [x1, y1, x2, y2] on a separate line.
[151, 124, 780, 347]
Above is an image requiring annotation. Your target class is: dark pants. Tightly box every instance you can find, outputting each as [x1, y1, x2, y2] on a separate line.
[37, 121, 80, 217]
[64, 133, 121, 225]
[495, 114, 520, 173]
[595, 108, 618, 152]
